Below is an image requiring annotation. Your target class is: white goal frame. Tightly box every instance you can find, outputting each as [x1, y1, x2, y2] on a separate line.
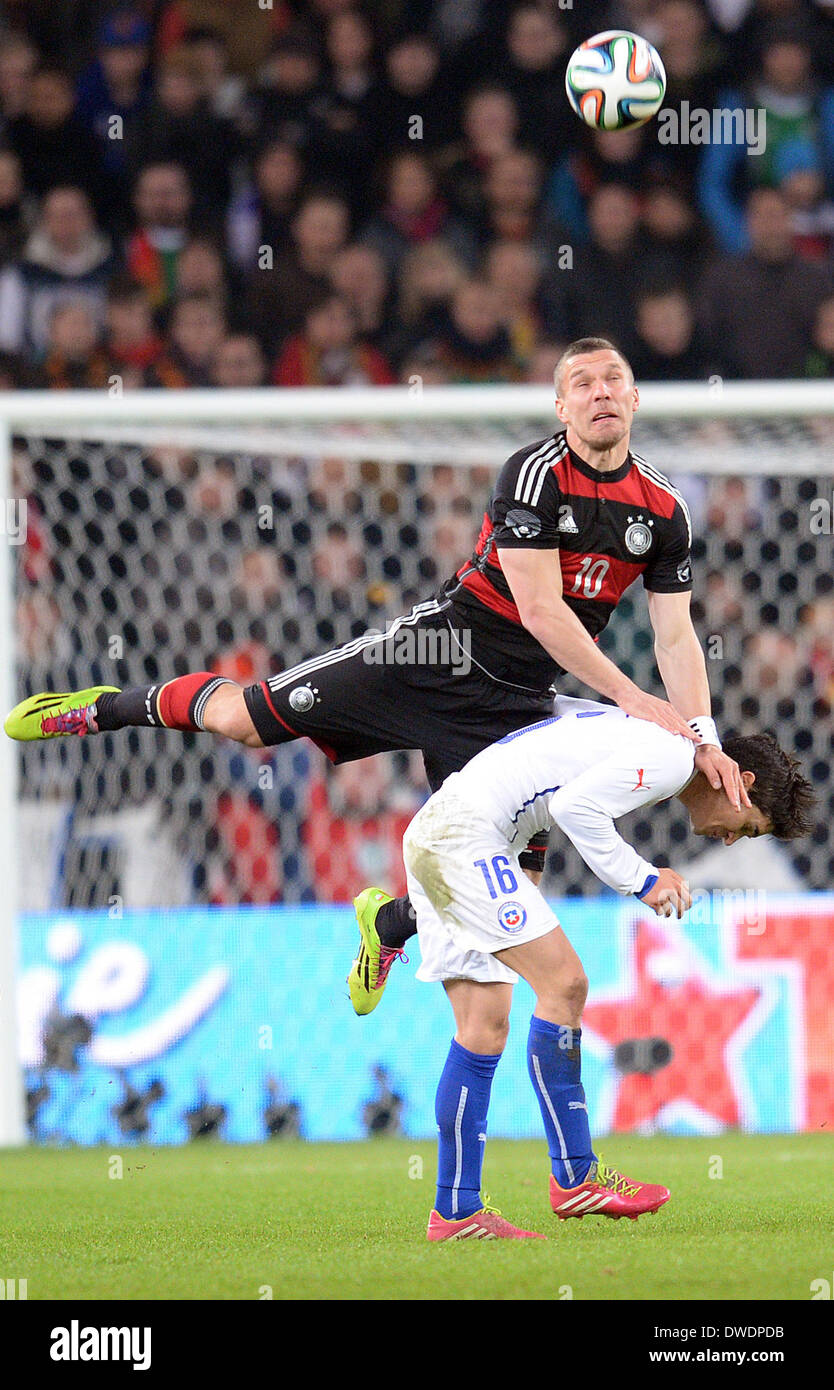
[1, 379, 832, 1147]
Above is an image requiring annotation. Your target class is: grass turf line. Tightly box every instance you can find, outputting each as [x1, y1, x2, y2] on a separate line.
[1, 1133, 832, 1301]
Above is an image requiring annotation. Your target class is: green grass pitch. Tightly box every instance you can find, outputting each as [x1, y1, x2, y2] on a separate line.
[2, 1133, 832, 1301]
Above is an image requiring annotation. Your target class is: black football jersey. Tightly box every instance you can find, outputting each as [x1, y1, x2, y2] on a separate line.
[443, 432, 693, 690]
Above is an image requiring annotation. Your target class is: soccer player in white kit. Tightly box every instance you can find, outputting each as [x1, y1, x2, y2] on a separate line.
[403, 699, 814, 1241]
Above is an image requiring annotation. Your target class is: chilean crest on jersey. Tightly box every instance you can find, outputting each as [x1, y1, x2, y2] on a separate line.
[498, 901, 527, 933]
[624, 514, 654, 555]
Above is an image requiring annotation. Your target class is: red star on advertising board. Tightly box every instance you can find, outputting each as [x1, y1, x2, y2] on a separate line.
[583, 918, 761, 1130]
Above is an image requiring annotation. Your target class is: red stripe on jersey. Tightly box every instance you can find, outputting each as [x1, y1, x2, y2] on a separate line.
[458, 567, 522, 623]
[555, 456, 678, 518]
[560, 550, 644, 605]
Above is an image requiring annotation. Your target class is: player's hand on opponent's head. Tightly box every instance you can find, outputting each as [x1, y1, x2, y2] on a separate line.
[693, 743, 752, 813]
[615, 688, 699, 742]
[641, 868, 692, 919]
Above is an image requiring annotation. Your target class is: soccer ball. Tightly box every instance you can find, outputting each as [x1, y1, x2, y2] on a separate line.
[565, 30, 666, 132]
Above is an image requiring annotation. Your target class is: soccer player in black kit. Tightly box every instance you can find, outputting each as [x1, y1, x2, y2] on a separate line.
[6, 339, 748, 1014]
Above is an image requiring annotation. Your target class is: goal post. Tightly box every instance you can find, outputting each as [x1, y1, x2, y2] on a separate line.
[1, 381, 833, 1148]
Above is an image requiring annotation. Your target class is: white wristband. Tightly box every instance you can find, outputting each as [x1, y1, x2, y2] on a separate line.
[688, 715, 722, 749]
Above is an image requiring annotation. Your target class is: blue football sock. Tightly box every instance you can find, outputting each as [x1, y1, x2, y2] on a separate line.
[435, 1038, 501, 1220]
[527, 1016, 596, 1188]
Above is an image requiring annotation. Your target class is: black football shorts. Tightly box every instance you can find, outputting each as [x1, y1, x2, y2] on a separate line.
[243, 601, 554, 792]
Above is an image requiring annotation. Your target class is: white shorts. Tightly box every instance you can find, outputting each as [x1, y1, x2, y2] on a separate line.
[403, 784, 560, 985]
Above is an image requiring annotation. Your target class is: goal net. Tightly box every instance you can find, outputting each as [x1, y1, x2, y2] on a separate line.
[2, 382, 833, 922]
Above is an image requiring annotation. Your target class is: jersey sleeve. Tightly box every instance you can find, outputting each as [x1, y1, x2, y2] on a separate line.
[642, 497, 693, 593]
[546, 732, 695, 896]
[490, 441, 563, 550]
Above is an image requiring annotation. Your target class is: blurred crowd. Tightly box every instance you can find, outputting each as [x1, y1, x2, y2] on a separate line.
[0, 0, 834, 389]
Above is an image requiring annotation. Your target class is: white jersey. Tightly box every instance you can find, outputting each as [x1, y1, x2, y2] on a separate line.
[439, 702, 696, 898]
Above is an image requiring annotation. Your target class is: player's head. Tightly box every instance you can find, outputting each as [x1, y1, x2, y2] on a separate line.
[682, 733, 816, 845]
[554, 338, 638, 452]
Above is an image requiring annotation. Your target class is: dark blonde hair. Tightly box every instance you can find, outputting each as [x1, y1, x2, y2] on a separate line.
[554, 336, 633, 396]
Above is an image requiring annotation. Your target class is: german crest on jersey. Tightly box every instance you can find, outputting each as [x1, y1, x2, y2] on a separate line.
[289, 685, 316, 713]
[624, 514, 654, 555]
[505, 507, 542, 539]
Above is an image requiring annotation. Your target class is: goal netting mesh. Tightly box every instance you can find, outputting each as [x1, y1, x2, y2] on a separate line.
[7, 385, 834, 910]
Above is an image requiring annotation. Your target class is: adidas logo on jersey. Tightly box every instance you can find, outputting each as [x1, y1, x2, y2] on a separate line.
[558, 506, 579, 534]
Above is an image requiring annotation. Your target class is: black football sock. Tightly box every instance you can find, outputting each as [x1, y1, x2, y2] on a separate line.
[94, 674, 230, 732]
[376, 895, 417, 950]
[94, 688, 154, 730]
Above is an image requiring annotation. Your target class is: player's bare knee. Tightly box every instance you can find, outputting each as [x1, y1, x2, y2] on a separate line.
[537, 967, 588, 1021]
[458, 1018, 508, 1055]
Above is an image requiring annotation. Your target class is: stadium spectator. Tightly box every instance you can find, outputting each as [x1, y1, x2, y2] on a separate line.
[0, 31, 37, 124]
[698, 186, 834, 377]
[125, 162, 193, 311]
[36, 299, 111, 390]
[182, 26, 247, 122]
[0, 5, 826, 392]
[0, 149, 30, 268]
[322, 8, 377, 127]
[361, 150, 475, 275]
[244, 190, 350, 357]
[391, 239, 468, 364]
[328, 242, 396, 358]
[5, 65, 107, 218]
[250, 29, 324, 150]
[775, 138, 834, 259]
[272, 291, 394, 386]
[692, 568, 745, 634]
[226, 138, 305, 275]
[524, 339, 569, 384]
[631, 286, 709, 381]
[125, 46, 239, 223]
[698, 23, 834, 253]
[483, 239, 544, 372]
[640, 178, 713, 287]
[75, 8, 152, 193]
[157, 0, 282, 78]
[429, 276, 521, 382]
[146, 291, 227, 387]
[654, 0, 726, 187]
[487, 3, 573, 163]
[212, 333, 267, 389]
[175, 236, 229, 308]
[363, 30, 455, 153]
[804, 294, 834, 376]
[437, 85, 520, 224]
[706, 475, 763, 541]
[478, 149, 565, 263]
[743, 627, 811, 705]
[543, 183, 643, 352]
[799, 595, 834, 705]
[0, 186, 114, 356]
[104, 273, 165, 387]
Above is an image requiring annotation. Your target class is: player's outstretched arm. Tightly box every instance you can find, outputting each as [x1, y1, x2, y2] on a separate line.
[498, 546, 697, 742]
[647, 589, 751, 812]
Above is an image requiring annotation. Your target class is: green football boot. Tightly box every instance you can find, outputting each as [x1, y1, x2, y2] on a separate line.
[347, 887, 407, 1015]
[4, 687, 120, 741]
